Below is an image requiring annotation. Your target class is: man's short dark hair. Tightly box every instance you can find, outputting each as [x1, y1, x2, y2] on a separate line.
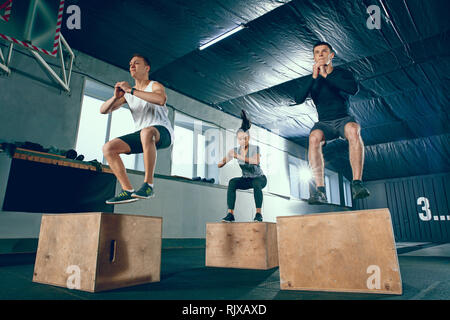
[131, 53, 151, 68]
[313, 42, 333, 53]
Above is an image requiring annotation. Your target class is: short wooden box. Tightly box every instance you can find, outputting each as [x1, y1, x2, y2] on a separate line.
[206, 222, 278, 270]
[33, 212, 162, 292]
[276, 209, 402, 294]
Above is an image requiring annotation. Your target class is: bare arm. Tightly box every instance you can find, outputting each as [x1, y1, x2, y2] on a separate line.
[100, 84, 127, 114]
[218, 149, 237, 168]
[100, 96, 126, 114]
[117, 81, 167, 106]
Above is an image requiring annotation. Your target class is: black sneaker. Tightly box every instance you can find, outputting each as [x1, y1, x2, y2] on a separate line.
[308, 189, 328, 205]
[352, 180, 370, 200]
[222, 212, 235, 222]
[253, 213, 263, 222]
[132, 183, 155, 199]
[106, 190, 139, 205]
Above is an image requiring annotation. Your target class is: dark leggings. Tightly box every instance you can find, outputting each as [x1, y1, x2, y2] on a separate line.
[227, 175, 267, 210]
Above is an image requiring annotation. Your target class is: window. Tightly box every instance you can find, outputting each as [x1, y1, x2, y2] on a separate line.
[325, 174, 331, 201]
[171, 112, 220, 182]
[196, 134, 206, 178]
[343, 176, 353, 207]
[298, 166, 311, 200]
[324, 169, 340, 205]
[288, 155, 342, 204]
[76, 79, 139, 170]
[289, 163, 300, 198]
[172, 125, 194, 178]
[256, 142, 290, 196]
[288, 155, 311, 200]
[75, 95, 108, 163]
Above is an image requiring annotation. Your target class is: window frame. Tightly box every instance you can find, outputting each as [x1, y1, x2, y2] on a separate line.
[77, 78, 138, 169]
[171, 111, 220, 182]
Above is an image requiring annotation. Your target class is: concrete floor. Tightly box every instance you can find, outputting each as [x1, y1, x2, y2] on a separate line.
[0, 243, 449, 300]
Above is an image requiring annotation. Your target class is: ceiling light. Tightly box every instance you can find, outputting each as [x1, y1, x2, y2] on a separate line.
[199, 24, 245, 51]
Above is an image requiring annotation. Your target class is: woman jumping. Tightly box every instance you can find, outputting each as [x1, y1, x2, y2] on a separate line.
[218, 110, 267, 222]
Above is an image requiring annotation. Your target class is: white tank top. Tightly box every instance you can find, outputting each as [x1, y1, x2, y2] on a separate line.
[124, 81, 174, 147]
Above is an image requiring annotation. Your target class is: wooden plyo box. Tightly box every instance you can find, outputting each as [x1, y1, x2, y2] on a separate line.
[276, 209, 402, 294]
[33, 213, 162, 292]
[206, 222, 278, 270]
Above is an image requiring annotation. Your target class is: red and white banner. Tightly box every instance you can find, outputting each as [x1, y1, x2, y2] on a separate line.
[0, 0, 12, 22]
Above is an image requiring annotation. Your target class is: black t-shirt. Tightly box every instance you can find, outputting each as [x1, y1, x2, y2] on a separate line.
[294, 67, 358, 121]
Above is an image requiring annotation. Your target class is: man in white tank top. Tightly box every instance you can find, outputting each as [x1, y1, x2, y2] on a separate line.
[100, 54, 174, 204]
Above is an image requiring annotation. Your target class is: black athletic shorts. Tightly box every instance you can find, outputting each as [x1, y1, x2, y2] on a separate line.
[310, 115, 358, 143]
[118, 125, 171, 154]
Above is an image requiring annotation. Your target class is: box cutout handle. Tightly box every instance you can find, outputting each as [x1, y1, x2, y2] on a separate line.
[110, 240, 117, 263]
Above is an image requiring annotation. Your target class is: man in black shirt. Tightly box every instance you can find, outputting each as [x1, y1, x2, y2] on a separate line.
[295, 42, 370, 204]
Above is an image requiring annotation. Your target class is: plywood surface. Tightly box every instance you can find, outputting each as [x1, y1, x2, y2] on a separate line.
[95, 214, 162, 291]
[13, 150, 113, 173]
[33, 213, 163, 292]
[206, 222, 278, 270]
[33, 213, 102, 292]
[277, 209, 402, 294]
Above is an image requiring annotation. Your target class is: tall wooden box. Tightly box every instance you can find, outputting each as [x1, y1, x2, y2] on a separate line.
[33, 212, 162, 292]
[206, 222, 278, 270]
[276, 209, 402, 294]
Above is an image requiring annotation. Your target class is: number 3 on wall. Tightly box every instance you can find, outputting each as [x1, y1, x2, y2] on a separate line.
[417, 197, 432, 221]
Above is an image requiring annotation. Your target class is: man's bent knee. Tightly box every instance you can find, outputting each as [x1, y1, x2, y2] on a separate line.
[309, 131, 324, 148]
[140, 127, 159, 144]
[345, 123, 361, 144]
[140, 127, 158, 138]
[102, 142, 114, 156]
[103, 139, 129, 156]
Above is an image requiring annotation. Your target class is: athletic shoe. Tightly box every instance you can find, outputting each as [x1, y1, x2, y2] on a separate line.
[222, 212, 235, 222]
[253, 213, 263, 222]
[308, 189, 328, 205]
[352, 180, 370, 200]
[131, 183, 155, 199]
[106, 190, 138, 205]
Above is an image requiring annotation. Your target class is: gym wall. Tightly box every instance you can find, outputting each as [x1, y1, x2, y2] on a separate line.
[354, 172, 450, 242]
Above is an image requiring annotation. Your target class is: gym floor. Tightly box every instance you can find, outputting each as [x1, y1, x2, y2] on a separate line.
[0, 242, 449, 300]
